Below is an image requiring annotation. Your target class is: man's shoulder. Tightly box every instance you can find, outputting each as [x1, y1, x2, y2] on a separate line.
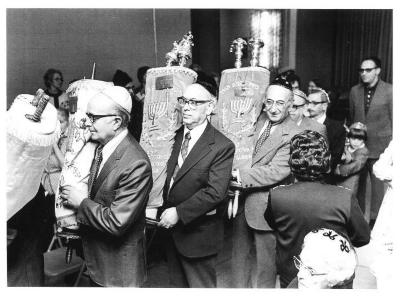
[123, 133, 151, 163]
[210, 123, 235, 148]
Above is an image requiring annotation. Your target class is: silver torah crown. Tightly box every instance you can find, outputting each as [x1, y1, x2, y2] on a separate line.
[165, 41, 180, 67]
[177, 31, 194, 67]
[248, 38, 264, 67]
[229, 38, 247, 69]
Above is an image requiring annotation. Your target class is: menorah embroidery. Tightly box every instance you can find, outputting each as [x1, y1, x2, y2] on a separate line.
[148, 101, 168, 126]
[230, 97, 253, 120]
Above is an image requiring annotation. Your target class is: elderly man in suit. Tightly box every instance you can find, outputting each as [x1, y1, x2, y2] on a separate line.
[228, 77, 301, 288]
[289, 89, 327, 138]
[349, 56, 392, 226]
[307, 88, 346, 184]
[60, 86, 153, 287]
[158, 83, 235, 288]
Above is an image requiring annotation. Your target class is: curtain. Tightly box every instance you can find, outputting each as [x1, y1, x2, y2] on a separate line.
[333, 10, 392, 91]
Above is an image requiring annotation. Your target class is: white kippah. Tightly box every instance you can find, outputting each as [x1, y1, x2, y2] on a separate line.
[100, 85, 132, 113]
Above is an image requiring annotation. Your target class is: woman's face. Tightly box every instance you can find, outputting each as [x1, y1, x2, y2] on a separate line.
[297, 251, 331, 289]
[51, 72, 64, 90]
[308, 81, 317, 94]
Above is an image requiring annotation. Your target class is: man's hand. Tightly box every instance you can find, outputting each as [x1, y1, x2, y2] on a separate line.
[59, 185, 87, 210]
[158, 207, 179, 229]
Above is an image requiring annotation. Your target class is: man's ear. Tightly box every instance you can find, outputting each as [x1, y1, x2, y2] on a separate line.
[113, 116, 123, 131]
[376, 67, 381, 76]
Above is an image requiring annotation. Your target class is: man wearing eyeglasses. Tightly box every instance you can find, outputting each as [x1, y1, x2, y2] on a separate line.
[228, 77, 301, 288]
[306, 88, 346, 184]
[60, 85, 153, 287]
[158, 83, 235, 287]
[289, 89, 327, 139]
[349, 56, 392, 228]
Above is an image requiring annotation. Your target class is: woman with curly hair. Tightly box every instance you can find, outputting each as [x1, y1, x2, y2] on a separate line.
[264, 130, 370, 288]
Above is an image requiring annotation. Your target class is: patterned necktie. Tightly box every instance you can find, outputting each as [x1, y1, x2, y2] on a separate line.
[88, 145, 103, 197]
[254, 121, 273, 156]
[180, 131, 191, 161]
[171, 131, 191, 182]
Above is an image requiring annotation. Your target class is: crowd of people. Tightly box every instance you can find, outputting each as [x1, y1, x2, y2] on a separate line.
[7, 55, 393, 289]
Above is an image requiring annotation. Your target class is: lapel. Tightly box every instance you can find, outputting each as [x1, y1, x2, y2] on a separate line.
[90, 134, 129, 198]
[252, 113, 268, 147]
[252, 116, 290, 165]
[170, 122, 214, 189]
[165, 127, 184, 186]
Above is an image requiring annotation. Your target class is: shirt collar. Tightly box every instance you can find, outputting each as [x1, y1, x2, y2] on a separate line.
[184, 120, 208, 140]
[101, 129, 128, 163]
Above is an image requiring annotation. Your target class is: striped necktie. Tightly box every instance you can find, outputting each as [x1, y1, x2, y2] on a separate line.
[88, 145, 103, 197]
[254, 121, 273, 156]
[171, 131, 191, 182]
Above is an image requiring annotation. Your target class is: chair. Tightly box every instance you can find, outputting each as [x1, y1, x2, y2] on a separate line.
[44, 246, 85, 286]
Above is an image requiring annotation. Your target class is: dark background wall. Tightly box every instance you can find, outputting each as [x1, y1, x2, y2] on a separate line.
[7, 9, 191, 108]
[295, 10, 337, 92]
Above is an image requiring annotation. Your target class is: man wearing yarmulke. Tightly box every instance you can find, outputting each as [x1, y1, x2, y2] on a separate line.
[60, 85, 153, 287]
[228, 77, 301, 288]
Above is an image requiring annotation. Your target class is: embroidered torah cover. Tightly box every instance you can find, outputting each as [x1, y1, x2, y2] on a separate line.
[55, 79, 113, 231]
[215, 67, 270, 170]
[140, 66, 197, 213]
[7, 94, 60, 220]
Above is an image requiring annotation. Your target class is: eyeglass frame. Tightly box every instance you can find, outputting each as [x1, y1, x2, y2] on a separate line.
[53, 77, 64, 82]
[358, 67, 377, 74]
[306, 100, 328, 106]
[86, 112, 118, 124]
[293, 256, 328, 276]
[289, 103, 306, 110]
[177, 96, 211, 109]
[263, 98, 288, 110]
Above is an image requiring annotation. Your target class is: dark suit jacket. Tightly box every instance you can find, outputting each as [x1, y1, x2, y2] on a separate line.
[265, 181, 370, 283]
[335, 146, 369, 194]
[163, 122, 235, 258]
[77, 132, 153, 287]
[240, 114, 301, 231]
[324, 117, 346, 181]
[349, 80, 392, 158]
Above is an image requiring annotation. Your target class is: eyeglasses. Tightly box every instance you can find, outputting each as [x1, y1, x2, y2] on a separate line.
[290, 103, 306, 110]
[293, 256, 327, 276]
[86, 113, 117, 123]
[53, 77, 64, 82]
[358, 67, 377, 74]
[177, 96, 210, 109]
[264, 99, 286, 109]
[306, 100, 328, 106]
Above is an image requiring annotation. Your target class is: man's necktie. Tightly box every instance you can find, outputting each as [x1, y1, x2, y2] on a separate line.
[171, 131, 191, 182]
[254, 121, 273, 156]
[88, 145, 103, 197]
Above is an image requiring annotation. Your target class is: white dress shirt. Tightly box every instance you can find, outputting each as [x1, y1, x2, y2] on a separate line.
[98, 129, 128, 176]
[170, 120, 208, 187]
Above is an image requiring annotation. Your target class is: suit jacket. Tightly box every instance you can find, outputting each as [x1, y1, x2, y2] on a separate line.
[298, 116, 328, 140]
[240, 114, 301, 231]
[77, 132, 153, 287]
[265, 181, 370, 283]
[349, 80, 392, 158]
[335, 146, 369, 193]
[162, 122, 235, 258]
[324, 116, 346, 181]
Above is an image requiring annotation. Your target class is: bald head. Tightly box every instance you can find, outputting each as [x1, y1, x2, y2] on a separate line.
[183, 83, 215, 103]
